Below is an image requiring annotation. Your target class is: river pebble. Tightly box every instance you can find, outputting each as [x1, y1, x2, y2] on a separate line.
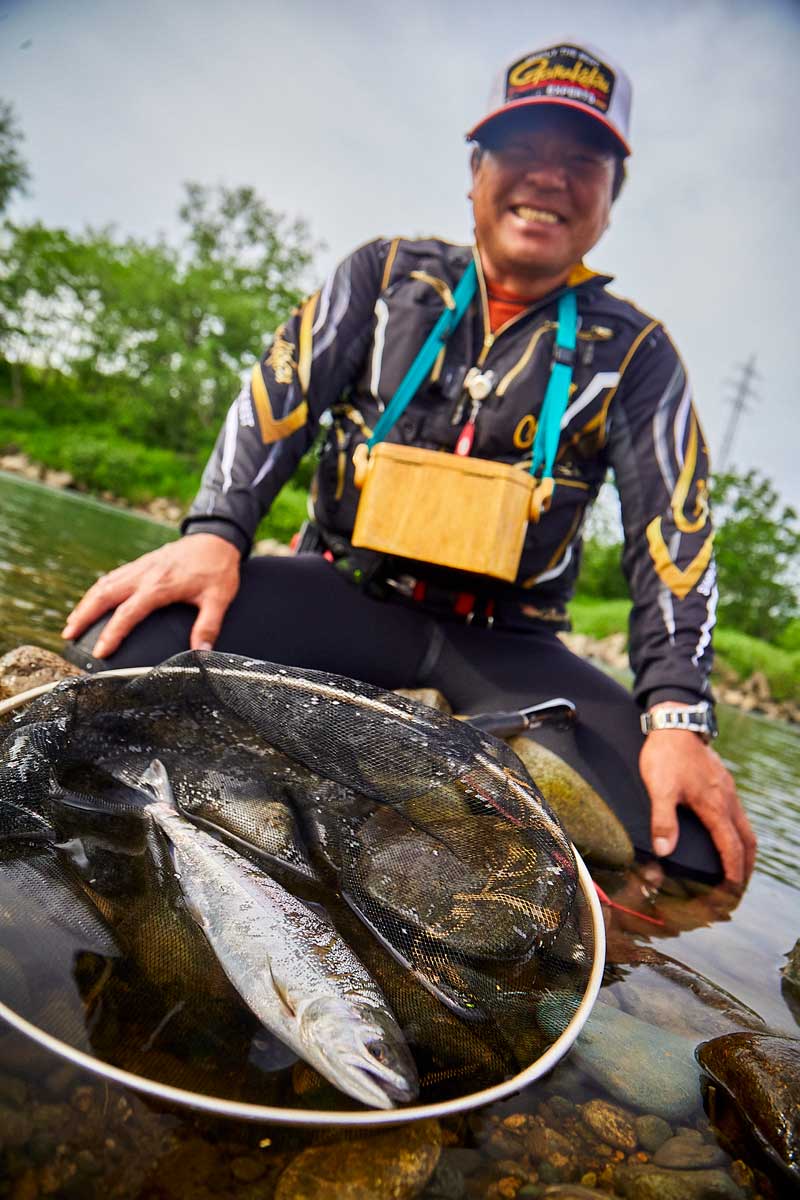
[274, 1119, 442, 1200]
[652, 1134, 726, 1168]
[578, 1100, 638, 1151]
[612, 1164, 744, 1199]
[566, 1002, 701, 1121]
[0, 1105, 34, 1149]
[633, 1114, 673, 1153]
[230, 1154, 268, 1183]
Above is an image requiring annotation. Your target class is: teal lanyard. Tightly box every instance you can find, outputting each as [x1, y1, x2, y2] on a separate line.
[530, 289, 578, 484]
[368, 261, 578, 496]
[367, 260, 478, 449]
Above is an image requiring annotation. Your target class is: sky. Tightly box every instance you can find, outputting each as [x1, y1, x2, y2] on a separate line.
[1, 0, 799, 511]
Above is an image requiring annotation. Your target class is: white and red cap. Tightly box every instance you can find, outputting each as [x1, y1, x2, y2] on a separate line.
[467, 41, 632, 157]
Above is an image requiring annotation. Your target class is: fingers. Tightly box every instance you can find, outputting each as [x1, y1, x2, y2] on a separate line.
[648, 786, 680, 860]
[189, 589, 235, 652]
[641, 734, 757, 886]
[92, 589, 169, 659]
[62, 554, 156, 642]
[61, 575, 130, 642]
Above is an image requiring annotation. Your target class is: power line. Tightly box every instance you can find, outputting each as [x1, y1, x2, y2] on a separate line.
[718, 354, 760, 472]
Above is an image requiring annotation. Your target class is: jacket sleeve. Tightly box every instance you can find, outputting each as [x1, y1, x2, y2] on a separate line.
[181, 239, 388, 554]
[605, 322, 717, 709]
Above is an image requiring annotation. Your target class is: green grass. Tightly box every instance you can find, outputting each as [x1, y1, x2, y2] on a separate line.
[569, 596, 800, 704]
[568, 596, 631, 640]
[714, 629, 800, 703]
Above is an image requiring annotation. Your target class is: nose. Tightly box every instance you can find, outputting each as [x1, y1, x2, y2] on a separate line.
[522, 158, 569, 190]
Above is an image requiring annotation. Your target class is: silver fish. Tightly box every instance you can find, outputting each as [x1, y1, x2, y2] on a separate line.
[138, 759, 418, 1110]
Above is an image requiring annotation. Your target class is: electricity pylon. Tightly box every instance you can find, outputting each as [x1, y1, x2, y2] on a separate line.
[718, 354, 760, 472]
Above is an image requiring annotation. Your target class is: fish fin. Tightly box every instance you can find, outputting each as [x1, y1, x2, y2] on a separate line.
[139, 759, 177, 808]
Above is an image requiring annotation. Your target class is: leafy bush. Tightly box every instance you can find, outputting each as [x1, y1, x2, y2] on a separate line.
[711, 469, 799, 641]
[575, 538, 627, 600]
[568, 597, 631, 640]
[714, 630, 800, 703]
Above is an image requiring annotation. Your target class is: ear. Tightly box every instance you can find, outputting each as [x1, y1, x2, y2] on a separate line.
[468, 146, 483, 201]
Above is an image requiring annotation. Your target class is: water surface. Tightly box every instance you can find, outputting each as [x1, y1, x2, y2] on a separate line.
[1, 470, 799, 1196]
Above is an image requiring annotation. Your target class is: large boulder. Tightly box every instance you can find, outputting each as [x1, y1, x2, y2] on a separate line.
[507, 736, 634, 869]
[696, 1032, 800, 1184]
[0, 645, 85, 702]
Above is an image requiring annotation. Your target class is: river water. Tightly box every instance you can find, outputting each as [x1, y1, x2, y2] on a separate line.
[0, 469, 798, 1197]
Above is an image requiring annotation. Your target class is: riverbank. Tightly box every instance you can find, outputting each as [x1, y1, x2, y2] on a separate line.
[2, 450, 797, 722]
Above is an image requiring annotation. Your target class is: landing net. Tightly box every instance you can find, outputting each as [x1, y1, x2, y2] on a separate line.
[0, 652, 603, 1125]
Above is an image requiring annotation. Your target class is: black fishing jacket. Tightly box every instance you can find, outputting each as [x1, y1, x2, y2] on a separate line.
[184, 237, 717, 708]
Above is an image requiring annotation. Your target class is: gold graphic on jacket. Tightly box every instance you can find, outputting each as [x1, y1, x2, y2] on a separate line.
[646, 413, 713, 600]
[266, 327, 297, 385]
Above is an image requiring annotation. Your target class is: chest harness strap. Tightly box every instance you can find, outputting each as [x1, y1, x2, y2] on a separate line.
[368, 260, 578, 523]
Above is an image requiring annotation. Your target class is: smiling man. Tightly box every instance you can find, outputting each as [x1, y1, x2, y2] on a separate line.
[63, 41, 756, 885]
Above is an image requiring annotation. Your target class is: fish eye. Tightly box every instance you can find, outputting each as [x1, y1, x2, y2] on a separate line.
[367, 1042, 387, 1062]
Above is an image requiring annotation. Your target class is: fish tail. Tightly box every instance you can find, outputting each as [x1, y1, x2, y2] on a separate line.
[138, 759, 178, 810]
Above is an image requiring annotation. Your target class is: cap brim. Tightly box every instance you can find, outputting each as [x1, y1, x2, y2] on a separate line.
[466, 96, 631, 157]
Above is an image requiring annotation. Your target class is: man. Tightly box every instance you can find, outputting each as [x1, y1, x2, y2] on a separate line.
[62, 41, 756, 884]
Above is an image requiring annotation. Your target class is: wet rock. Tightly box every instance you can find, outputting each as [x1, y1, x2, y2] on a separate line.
[524, 1121, 577, 1178]
[394, 687, 453, 715]
[0, 1104, 34, 1147]
[0, 645, 85, 701]
[653, 1134, 726, 1168]
[145, 1138, 229, 1198]
[540, 1187, 611, 1199]
[10, 1168, 39, 1200]
[578, 1100, 637, 1151]
[633, 1115, 672, 1154]
[0, 1074, 27, 1109]
[781, 938, 800, 991]
[613, 1164, 744, 1199]
[605, 954, 765, 1043]
[425, 1156, 467, 1199]
[567, 1001, 701, 1121]
[43, 468, 74, 489]
[506, 736, 634, 869]
[696, 1032, 800, 1181]
[230, 1154, 267, 1183]
[274, 1119, 442, 1199]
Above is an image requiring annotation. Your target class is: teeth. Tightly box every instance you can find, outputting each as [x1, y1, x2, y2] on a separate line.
[513, 206, 560, 224]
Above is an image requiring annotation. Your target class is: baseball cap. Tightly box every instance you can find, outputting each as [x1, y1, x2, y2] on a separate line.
[467, 41, 632, 157]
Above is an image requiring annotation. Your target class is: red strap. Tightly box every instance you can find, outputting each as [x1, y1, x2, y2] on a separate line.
[455, 419, 476, 457]
[453, 592, 476, 616]
[593, 882, 666, 927]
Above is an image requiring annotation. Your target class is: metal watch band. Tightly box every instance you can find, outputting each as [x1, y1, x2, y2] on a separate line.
[640, 703, 717, 742]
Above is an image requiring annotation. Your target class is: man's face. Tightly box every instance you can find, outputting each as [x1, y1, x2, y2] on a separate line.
[470, 108, 617, 287]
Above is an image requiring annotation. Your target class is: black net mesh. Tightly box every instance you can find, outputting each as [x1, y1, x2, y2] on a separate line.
[0, 651, 596, 1114]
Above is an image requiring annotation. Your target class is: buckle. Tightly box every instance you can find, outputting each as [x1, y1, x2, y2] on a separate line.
[552, 344, 577, 367]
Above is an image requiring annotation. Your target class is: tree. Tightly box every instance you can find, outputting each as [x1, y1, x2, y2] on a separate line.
[711, 468, 800, 641]
[0, 184, 316, 447]
[0, 99, 30, 214]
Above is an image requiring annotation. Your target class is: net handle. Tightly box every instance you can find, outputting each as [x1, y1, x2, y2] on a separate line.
[0, 667, 606, 1127]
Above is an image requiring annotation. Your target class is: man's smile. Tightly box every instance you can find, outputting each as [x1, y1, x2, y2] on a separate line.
[509, 204, 564, 226]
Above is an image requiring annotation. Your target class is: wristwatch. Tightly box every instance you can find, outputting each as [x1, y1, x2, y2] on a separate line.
[640, 701, 718, 743]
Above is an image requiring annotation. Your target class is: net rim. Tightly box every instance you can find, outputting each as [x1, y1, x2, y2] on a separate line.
[0, 665, 606, 1126]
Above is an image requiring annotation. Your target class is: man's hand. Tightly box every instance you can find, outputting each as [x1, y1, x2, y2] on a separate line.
[61, 534, 242, 659]
[639, 721, 757, 885]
